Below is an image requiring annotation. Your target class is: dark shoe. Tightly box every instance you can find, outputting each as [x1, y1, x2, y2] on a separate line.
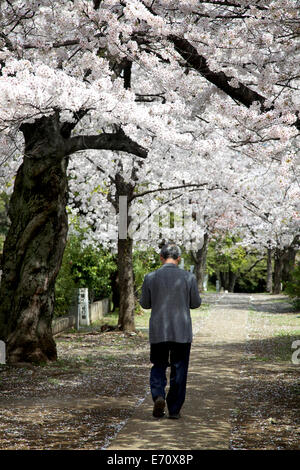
[153, 396, 165, 418]
[168, 413, 181, 419]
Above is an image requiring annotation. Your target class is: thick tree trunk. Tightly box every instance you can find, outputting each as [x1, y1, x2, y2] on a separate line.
[117, 237, 135, 332]
[0, 111, 146, 363]
[266, 248, 273, 293]
[0, 115, 68, 363]
[219, 269, 237, 292]
[273, 248, 284, 294]
[192, 232, 209, 292]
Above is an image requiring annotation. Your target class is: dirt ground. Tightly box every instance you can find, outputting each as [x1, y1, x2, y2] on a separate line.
[0, 293, 299, 450]
[229, 295, 300, 450]
[0, 328, 151, 450]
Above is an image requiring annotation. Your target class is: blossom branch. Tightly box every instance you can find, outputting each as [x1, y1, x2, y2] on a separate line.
[65, 128, 148, 159]
[169, 36, 300, 131]
[129, 182, 213, 202]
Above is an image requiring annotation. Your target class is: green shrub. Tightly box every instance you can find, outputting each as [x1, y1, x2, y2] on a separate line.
[133, 248, 161, 298]
[54, 248, 77, 318]
[54, 234, 117, 317]
[285, 263, 300, 309]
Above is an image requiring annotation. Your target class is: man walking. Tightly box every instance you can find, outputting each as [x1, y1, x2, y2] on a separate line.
[140, 243, 201, 419]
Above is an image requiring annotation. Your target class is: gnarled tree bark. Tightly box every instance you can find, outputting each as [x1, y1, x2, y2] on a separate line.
[0, 114, 68, 363]
[0, 114, 147, 363]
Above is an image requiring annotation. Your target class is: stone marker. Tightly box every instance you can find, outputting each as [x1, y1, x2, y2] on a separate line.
[0, 340, 5, 364]
[78, 288, 90, 327]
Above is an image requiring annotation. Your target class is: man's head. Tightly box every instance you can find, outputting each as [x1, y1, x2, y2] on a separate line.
[160, 243, 181, 265]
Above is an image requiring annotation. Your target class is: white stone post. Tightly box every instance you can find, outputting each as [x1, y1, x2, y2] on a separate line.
[0, 340, 6, 364]
[78, 288, 90, 326]
[203, 274, 208, 291]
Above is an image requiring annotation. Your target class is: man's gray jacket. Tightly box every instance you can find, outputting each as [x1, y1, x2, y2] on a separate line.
[140, 263, 201, 344]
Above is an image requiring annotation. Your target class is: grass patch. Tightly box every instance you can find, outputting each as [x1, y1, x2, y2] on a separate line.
[99, 353, 122, 363]
[248, 308, 300, 364]
[273, 333, 300, 363]
[246, 334, 300, 364]
[264, 297, 291, 303]
[95, 305, 208, 333]
[275, 329, 300, 337]
[265, 314, 299, 328]
[248, 310, 300, 328]
[47, 378, 61, 385]
[272, 330, 300, 363]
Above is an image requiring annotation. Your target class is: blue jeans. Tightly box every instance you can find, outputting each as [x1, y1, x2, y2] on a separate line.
[150, 342, 191, 415]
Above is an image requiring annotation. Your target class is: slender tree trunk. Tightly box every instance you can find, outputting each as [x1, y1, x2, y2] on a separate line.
[266, 248, 273, 293]
[192, 232, 209, 292]
[220, 269, 237, 292]
[194, 262, 202, 292]
[114, 171, 136, 332]
[0, 115, 68, 363]
[219, 271, 225, 290]
[219, 271, 230, 291]
[117, 236, 135, 332]
[110, 270, 120, 312]
[282, 246, 297, 283]
[273, 248, 284, 294]
[229, 270, 237, 293]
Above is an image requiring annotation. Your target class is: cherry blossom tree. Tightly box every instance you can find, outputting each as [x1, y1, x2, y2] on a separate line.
[67, 140, 215, 331]
[218, 155, 300, 294]
[0, 0, 299, 363]
[0, 1, 150, 363]
[0, 0, 206, 361]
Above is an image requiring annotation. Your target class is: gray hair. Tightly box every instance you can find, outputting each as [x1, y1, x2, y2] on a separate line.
[160, 243, 181, 260]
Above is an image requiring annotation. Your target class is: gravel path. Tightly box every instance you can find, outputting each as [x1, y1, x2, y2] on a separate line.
[107, 293, 251, 450]
[0, 293, 298, 450]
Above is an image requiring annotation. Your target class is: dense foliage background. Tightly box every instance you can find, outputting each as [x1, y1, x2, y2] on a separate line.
[285, 264, 300, 309]
[54, 233, 117, 317]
